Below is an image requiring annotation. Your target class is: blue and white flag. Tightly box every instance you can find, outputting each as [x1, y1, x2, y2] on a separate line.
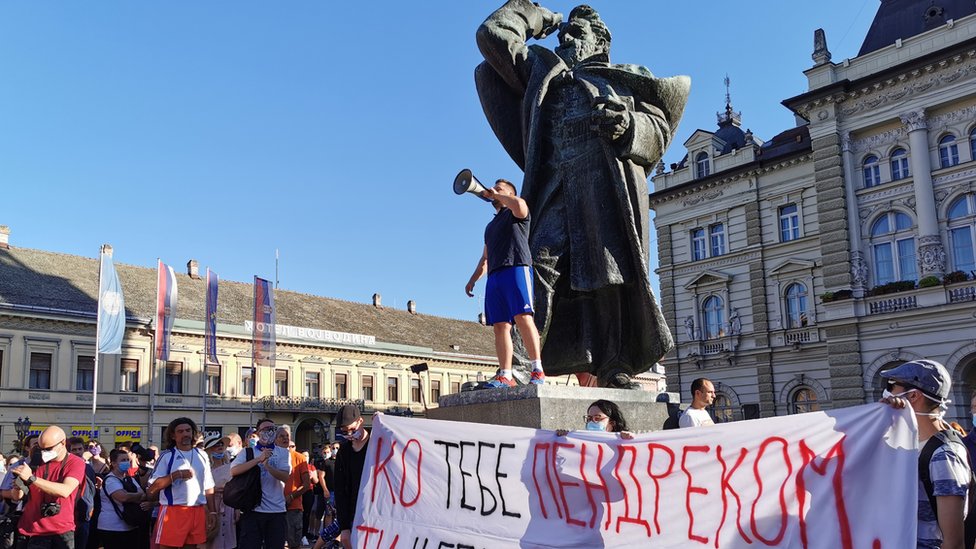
[205, 268, 220, 365]
[97, 248, 126, 354]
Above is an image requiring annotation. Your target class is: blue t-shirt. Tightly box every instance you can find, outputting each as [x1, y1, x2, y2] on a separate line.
[485, 208, 531, 274]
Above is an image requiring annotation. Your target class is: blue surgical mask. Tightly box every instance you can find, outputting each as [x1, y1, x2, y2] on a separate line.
[119, 462, 131, 472]
[212, 452, 225, 460]
[249, 438, 258, 448]
[586, 421, 608, 432]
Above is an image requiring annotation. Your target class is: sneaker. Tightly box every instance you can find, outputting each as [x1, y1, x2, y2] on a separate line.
[300, 537, 309, 547]
[485, 374, 516, 388]
[530, 370, 545, 385]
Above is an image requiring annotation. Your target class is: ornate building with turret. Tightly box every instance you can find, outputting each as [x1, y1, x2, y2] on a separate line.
[651, 0, 976, 422]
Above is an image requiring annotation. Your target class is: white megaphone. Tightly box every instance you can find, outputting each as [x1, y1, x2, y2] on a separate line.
[453, 169, 492, 202]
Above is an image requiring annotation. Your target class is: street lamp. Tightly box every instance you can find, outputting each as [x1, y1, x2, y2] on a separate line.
[15, 417, 31, 450]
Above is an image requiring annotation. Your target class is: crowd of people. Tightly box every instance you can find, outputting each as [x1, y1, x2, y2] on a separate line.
[0, 407, 368, 549]
[2, 365, 975, 549]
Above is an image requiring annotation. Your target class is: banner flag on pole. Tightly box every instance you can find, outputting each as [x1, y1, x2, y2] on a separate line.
[97, 248, 126, 354]
[155, 260, 178, 361]
[205, 268, 220, 365]
[252, 276, 276, 368]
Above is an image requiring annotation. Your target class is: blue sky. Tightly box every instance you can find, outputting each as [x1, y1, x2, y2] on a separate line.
[0, 1, 878, 322]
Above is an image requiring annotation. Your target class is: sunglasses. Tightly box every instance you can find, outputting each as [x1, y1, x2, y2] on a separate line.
[40, 440, 65, 453]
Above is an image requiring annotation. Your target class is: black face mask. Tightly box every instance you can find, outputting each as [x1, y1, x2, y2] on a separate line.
[29, 448, 43, 468]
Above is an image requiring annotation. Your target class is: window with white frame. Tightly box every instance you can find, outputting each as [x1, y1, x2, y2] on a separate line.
[335, 373, 348, 399]
[205, 364, 221, 395]
[948, 194, 976, 274]
[779, 204, 800, 242]
[890, 148, 910, 180]
[709, 224, 726, 256]
[431, 380, 441, 402]
[241, 366, 254, 396]
[702, 295, 725, 339]
[940, 134, 960, 168]
[690, 228, 706, 261]
[870, 212, 917, 285]
[387, 377, 399, 402]
[784, 283, 809, 329]
[362, 375, 374, 401]
[304, 371, 320, 398]
[164, 361, 183, 394]
[29, 352, 52, 390]
[863, 155, 881, 187]
[789, 386, 821, 415]
[695, 152, 710, 178]
[120, 358, 138, 392]
[76, 355, 95, 391]
[274, 369, 288, 397]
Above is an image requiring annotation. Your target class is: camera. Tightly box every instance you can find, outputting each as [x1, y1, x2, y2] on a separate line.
[130, 443, 156, 463]
[40, 503, 61, 517]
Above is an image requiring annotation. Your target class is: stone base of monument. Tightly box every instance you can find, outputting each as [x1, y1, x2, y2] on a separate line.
[426, 384, 679, 433]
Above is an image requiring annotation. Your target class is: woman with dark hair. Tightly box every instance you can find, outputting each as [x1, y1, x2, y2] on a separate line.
[97, 449, 151, 549]
[557, 400, 635, 439]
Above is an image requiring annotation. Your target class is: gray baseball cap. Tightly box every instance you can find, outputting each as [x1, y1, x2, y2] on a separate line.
[879, 359, 951, 400]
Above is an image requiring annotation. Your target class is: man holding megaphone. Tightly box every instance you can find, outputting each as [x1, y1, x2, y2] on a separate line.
[465, 179, 545, 388]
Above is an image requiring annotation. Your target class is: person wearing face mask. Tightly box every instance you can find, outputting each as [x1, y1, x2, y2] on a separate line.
[882, 359, 974, 549]
[960, 395, 976, 475]
[9, 426, 86, 549]
[222, 435, 243, 463]
[556, 400, 635, 439]
[97, 449, 150, 549]
[203, 435, 235, 549]
[230, 419, 291, 549]
[333, 406, 369, 549]
[86, 445, 108, 477]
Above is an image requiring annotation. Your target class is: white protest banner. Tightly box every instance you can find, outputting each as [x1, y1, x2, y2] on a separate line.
[352, 403, 918, 548]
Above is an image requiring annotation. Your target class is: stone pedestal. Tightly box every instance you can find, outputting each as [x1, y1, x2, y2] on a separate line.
[426, 384, 678, 433]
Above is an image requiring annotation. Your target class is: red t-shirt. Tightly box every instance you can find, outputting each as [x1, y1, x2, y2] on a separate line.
[18, 453, 86, 536]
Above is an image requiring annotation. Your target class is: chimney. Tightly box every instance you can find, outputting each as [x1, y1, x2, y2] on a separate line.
[187, 259, 200, 279]
[0, 225, 9, 249]
[407, 300, 417, 315]
[372, 293, 382, 308]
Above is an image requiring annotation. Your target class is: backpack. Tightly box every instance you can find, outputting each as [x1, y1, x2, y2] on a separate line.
[75, 464, 96, 523]
[103, 475, 149, 528]
[918, 429, 976, 549]
[223, 448, 261, 512]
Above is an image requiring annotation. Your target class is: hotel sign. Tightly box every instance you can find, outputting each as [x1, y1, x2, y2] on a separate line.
[243, 321, 376, 347]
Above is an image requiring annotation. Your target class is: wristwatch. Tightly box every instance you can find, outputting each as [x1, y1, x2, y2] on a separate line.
[24, 475, 37, 486]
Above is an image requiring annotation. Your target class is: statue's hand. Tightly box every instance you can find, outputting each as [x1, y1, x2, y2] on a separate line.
[590, 96, 630, 141]
[533, 3, 563, 39]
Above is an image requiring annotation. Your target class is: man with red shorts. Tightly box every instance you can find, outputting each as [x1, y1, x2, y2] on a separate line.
[148, 418, 216, 549]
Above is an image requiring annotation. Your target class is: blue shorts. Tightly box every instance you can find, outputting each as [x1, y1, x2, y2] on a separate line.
[485, 265, 535, 325]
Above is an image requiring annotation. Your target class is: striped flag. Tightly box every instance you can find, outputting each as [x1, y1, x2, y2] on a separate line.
[97, 247, 126, 354]
[205, 269, 219, 365]
[252, 276, 276, 368]
[155, 261, 178, 361]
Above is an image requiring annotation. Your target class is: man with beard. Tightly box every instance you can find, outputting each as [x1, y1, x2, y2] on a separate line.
[475, 1, 687, 387]
[148, 418, 216, 549]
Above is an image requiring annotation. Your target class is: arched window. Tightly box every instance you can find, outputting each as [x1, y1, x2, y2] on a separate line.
[863, 155, 881, 187]
[784, 283, 808, 329]
[702, 296, 725, 339]
[789, 386, 821, 415]
[948, 194, 976, 274]
[696, 152, 710, 178]
[711, 392, 735, 423]
[940, 134, 960, 168]
[870, 212, 917, 285]
[890, 148, 910, 180]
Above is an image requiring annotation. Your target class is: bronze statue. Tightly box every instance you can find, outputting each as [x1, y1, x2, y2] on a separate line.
[475, 1, 688, 388]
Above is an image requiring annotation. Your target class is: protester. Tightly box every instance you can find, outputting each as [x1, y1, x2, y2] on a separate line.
[301, 452, 316, 546]
[464, 178, 546, 388]
[222, 435, 243, 463]
[275, 427, 309, 549]
[202, 436, 234, 549]
[244, 429, 258, 450]
[882, 359, 972, 549]
[65, 438, 97, 549]
[98, 449, 150, 549]
[311, 446, 337, 549]
[964, 394, 976, 473]
[10, 426, 86, 549]
[679, 378, 716, 427]
[556, 400, 636, 439]
[334, 406, 370, 549]
[230, 419, 290, 549]
[86, 444, 109, 477]
[148, 418, 216, 549]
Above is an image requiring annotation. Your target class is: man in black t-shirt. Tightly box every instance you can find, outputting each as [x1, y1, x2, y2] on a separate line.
[465, 178, 546, 388]
[334, 406, 368, 549]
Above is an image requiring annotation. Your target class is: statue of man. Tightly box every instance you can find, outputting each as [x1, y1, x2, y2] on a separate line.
[475, 1, 689, 387]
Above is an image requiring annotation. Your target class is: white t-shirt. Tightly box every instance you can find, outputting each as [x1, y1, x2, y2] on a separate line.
[679, 407, 715, 428]
[230, 445, 291, 513]
[149, 447, 215, 506]
[97, 474, 143, 532]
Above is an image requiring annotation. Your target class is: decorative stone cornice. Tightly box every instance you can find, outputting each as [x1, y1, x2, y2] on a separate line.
[650, 154, 813, 206]
[674, 251, 761, 276]
[927, 104, 976, 133]
[900, 110, 927, 132]
[850, 127, 907, 154]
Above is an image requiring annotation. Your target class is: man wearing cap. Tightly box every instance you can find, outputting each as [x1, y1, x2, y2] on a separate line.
[882, 359, 972, 549]
[230, 419, 291, 549]
[333, 406, 369, 549]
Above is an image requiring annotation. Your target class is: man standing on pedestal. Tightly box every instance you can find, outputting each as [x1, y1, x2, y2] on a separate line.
[466, 178, 546, 388]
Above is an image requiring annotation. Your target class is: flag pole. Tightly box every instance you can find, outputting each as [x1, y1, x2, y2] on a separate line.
[90, 246, 105, 443]
[149, 258, 160, 445]
[250, 276, 256, 427]
[201, 353, 208, 433]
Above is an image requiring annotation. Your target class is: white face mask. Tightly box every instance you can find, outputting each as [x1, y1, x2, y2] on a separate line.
[883, 388, 948, 419]
[350, 427, 366, 441]
[41, 449, 59, 463]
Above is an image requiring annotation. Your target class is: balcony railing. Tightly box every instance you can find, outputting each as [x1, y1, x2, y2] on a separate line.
[260, 396, 364, 413]
[785, 329, 814, 345]
[703, 342, 727, 355]
[868, 294, 917, 315]
[948, 284, 976, 303]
